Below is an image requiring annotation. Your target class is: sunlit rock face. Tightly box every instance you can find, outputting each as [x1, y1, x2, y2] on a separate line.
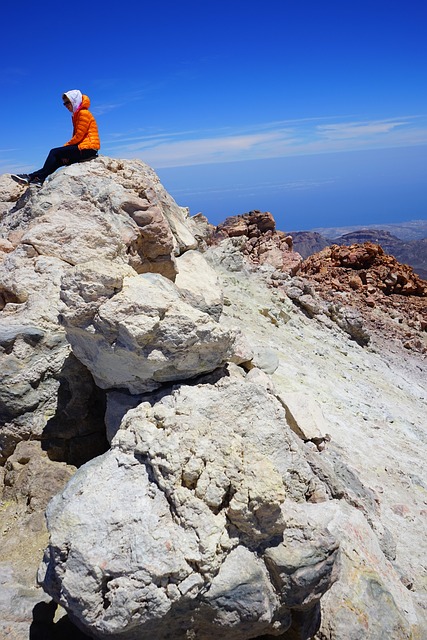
[39, 378, 340, 640]
[1, 159, 426, 639]
[0, 156, 199, 464]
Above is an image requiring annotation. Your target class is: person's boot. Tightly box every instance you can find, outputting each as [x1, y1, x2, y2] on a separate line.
[30, 175, 44, 187]
[11, 173, 31, 184]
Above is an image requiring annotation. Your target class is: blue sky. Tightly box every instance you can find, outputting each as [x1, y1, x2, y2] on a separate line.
[2, 0, 426, 231]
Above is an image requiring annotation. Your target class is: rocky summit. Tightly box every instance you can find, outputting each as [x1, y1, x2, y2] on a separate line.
[0, 158, 426, 640]
[291, 228, 427, 280]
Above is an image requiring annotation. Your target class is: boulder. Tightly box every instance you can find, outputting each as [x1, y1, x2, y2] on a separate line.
[278, 391, 329, 445]
[60, 265, 235, 393]
[3, 159, 179, 280]
[39, 378, 339, 640]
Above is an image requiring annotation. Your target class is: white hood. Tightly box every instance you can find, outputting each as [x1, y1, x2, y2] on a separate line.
[63, 89, 82, 113]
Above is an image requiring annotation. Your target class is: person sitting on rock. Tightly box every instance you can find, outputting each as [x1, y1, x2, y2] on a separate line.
[12, 90, 100, 187]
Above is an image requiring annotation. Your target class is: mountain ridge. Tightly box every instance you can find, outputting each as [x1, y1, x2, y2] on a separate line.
[309, 219, 427, 241]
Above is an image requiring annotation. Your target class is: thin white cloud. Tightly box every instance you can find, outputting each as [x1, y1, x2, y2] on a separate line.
[102, 115, 427, 168]
[93, 102, 125, 116]
[317, 119, 407, 139]
[0, 161, 33, 174]
[104, 127, 215, 145]
[107, 130, 298, 166]
[170, 178, 336, 199]
[0, 148, 26, 173]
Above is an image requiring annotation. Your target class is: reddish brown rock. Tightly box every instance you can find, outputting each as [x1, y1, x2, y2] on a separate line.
[209, 210, 302, 274]
[295, 242, 427, 353]
[301, 243, 426, 297]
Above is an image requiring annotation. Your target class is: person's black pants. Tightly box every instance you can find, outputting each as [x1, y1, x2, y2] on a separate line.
[31, 145, 98, 181]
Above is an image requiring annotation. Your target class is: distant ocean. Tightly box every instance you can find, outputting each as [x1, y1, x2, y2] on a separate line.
[157, 144, 427, 233]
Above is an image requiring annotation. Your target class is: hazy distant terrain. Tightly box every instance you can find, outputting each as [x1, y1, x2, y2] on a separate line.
[310, 219, 427, 241]
[291, 220, 427, 279]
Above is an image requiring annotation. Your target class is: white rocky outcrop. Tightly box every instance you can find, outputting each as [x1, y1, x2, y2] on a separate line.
[59, 262, 235, 393]
[38, 377, 339, 640]
[1, 158, 426, 640]
[207, 241, 427, 639]
[0, 244, 100, 465]
[0, 157, 199, 464]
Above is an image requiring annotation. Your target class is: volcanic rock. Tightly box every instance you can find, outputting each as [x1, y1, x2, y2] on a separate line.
[38, 378, 339, 640]
[59, 263, 235, 394]
[292, 227, 427, 280]
[205, 238, 427, 638]
[1, 161, 426, 640]
[0, 157, 199, 464]
[292, 242, 427, 353]
[209, 210, 302, 274]
[174, 249, 224, 320]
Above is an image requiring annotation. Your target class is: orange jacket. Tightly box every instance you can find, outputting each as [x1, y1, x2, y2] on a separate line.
[64, 94, 100, 150]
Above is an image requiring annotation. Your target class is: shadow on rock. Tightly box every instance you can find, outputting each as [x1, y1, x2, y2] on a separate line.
[29, 600, 321, 640]
[41, 353, 109, 468]
[255, 603, 321, 640]
[29, 601, 93, 640]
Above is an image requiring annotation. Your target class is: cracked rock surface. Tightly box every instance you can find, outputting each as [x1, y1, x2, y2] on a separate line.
[39, 377, 339, 639]
[1, 164, 426, 640]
